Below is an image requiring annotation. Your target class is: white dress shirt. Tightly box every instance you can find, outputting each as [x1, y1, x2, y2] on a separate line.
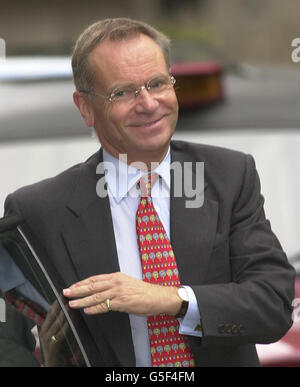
[103, 148, 202, 367]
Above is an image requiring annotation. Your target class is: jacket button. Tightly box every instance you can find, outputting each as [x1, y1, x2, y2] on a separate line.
[238, 324, 244, 333]
[218, 324, 225, 334]
[224, 324, 232, 334]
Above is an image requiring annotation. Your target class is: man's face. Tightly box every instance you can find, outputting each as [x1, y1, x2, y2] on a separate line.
[79, 34, 178, 164]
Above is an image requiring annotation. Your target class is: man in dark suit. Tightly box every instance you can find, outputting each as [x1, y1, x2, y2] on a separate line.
[4, 18, 295, 367]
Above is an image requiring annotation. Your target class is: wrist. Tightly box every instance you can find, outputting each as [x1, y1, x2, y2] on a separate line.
[159, 286, 182, 316]
[162, 286, 189, 317]
[175, 286, 189, 318]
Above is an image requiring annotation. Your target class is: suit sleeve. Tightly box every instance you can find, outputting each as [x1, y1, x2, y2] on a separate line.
[193, 154, 295, 347]
[4, 193, 22, 218]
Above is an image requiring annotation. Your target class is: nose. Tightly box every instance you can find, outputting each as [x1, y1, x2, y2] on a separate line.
[134, 88, 159, 113]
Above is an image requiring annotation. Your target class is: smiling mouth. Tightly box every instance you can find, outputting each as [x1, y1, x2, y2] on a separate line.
[130, 115, 166, 128]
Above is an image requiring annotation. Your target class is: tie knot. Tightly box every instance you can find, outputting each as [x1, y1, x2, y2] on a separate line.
[139, 173, 158, 197]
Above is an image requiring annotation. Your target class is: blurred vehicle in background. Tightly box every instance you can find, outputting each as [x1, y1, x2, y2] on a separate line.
[171, 61, 223, 108]
[1, 56, 300, 366]
[257, 276, 300, 367]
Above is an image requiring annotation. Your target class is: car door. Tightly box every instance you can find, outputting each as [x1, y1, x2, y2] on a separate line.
[0, 215, 91, 367]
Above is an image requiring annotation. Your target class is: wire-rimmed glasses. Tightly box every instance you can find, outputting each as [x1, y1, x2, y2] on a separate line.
[79, 75, 176, 103]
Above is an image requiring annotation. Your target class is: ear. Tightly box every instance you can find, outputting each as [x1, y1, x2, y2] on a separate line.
[73, 91, 95, 127]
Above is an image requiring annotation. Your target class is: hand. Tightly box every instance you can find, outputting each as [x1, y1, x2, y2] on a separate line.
[63, 272, 181, 317]
[39, 301, 70, 366]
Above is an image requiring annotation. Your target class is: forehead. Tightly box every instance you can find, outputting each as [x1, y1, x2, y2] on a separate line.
[89, 34, 169, 88]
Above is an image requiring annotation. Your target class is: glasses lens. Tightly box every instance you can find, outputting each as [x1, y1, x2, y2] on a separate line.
[111, 86, 136, 102]
[147, 75, 172, 96]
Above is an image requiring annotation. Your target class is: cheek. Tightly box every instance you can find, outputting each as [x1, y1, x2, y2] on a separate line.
[161, 89, 178, 113]
[102, 103, 113, 123]
[170, 92, 179, 112]
[166, 94, 179, 126]
[94, 104, 117, 130]
[102, 105, 130, 141]
[108, 107, 128, 132]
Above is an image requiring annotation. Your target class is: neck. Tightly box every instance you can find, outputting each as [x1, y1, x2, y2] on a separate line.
[127, 151, 168, 172]
[103, 146, 170, 172]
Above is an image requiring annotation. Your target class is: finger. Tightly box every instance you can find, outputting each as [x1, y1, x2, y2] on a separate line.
[55, 320, 70, 342]
[67, 273, 114, 290]
[50, 300, 61, 315]
[63, 278, 111, 298]
[41, 300, 61, 334]
[84, 302, 110, 315]
[56, 308, 67, 329]
[43, 308, 67, 340]
[68, 290, 112, 309]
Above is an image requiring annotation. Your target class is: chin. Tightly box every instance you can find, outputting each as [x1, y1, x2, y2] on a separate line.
[133, 136, 171, 158]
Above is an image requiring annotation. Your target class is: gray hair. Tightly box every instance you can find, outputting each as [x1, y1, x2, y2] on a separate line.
[71, 18, 171, 92]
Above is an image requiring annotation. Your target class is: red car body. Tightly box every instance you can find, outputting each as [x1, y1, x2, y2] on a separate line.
[257, 278, 300, 367]
[171, 61, 224, 109]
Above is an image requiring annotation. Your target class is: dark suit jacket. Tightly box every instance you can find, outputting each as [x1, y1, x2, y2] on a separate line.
[4, 140, 295, 367]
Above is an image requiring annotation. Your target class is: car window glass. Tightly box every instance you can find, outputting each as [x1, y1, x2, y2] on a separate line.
[0, 219, 90, 367]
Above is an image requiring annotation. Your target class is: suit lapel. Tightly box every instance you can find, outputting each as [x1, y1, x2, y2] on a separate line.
[170, 142, 219, 285]
[61, 149, 135, 366]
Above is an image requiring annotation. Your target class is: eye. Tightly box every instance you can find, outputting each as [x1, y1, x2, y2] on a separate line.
[112, 90, 127, 98]
[111, 86, 135, 101]
[149, 78, 166, 89]
[149, 77, 168, 89]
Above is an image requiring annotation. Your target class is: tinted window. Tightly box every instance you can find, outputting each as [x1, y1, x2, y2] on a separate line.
[0, 216, 90, 367]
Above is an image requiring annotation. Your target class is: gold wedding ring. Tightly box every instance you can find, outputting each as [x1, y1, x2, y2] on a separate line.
[104, 298, 111, 312]
[50, 335, 58, 343]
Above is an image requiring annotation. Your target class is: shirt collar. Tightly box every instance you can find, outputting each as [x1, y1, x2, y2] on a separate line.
[102, 148, 171, 203]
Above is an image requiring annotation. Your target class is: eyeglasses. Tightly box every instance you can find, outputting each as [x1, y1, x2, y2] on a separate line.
[79, 75, 176, 103]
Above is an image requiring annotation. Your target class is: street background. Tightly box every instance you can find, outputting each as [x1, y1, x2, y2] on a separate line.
[1, 0, 300, 366]
[1, 0, 300, 259]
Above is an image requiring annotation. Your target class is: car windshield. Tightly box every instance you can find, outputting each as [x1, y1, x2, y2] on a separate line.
[0, 215, 90, 367]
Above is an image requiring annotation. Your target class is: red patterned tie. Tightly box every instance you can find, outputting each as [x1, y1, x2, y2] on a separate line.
[136, 173, 195, 367]
[5, 289, 46, 326]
